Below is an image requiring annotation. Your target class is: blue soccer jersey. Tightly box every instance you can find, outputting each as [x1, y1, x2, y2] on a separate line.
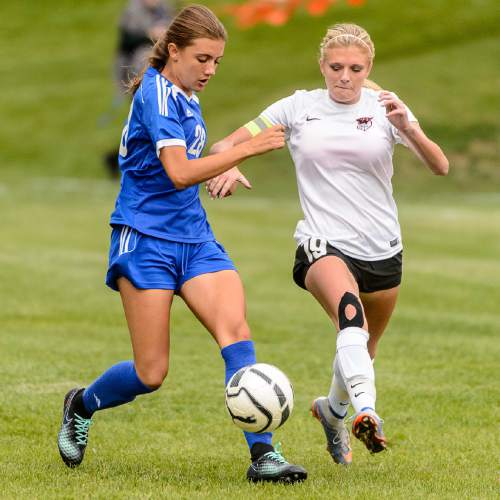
[110, 67, 214, 242]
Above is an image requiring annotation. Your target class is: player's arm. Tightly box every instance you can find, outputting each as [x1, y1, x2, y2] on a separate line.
[159, 124, 284, 189]
[378, 91, 449, 175]
[206, 116, 275, 198]
[397, 122, 449, 176]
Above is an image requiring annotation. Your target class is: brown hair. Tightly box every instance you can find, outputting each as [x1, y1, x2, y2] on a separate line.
[128, 4, 227, 94]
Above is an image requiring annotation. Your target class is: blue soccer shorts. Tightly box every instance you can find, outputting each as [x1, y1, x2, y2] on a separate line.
[106, 225, 237, 292]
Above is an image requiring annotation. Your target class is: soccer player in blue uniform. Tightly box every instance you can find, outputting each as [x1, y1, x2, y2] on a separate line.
[57, 4, 306, 483]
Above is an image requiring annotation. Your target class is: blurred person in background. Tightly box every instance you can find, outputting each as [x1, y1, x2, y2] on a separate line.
[58, 4, 307, 484]
[104, 0, 175, 177]
[206, 22, 448, 466]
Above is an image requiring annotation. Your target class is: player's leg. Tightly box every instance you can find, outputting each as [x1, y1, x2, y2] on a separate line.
[58, 227, 176, 468]
[305, 255, 386, 455]
[83, 278, 173, 410]
[305, 256, 359, 463]
[58, 278, 173, 467]
[179, 268, 307, 483]
[360, 286, 400, 359]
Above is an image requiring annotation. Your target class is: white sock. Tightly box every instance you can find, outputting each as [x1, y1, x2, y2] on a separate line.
[327, 356, 350, 418]
[336, 327, 376, 414]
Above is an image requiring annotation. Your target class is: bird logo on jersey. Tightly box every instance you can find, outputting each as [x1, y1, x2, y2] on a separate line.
[356, 116, 373, 131]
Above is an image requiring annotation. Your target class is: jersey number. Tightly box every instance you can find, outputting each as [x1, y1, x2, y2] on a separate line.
[188, 124, 206, 157]
[303, 238, 327, 264]
[119, 101, 134, 158]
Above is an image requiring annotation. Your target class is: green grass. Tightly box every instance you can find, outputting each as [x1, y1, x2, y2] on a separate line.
[1, 180, 499, 498]
[1, 0, 500, 498]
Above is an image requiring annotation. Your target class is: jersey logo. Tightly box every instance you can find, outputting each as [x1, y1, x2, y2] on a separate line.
[356, 116, 373, 131]
[306, 116, 321, 121]
[186, 109, 194, 117]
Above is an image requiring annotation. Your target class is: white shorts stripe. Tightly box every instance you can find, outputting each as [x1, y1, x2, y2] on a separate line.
[119, 226, 130, 255]
[124, 228, 133, 253]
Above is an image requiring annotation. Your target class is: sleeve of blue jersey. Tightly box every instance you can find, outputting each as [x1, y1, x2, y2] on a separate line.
[141, 75, 187, 157]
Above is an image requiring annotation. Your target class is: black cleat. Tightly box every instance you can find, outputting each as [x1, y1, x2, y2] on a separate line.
[57, 388, 92, 468]
[247, 445, 307, 483]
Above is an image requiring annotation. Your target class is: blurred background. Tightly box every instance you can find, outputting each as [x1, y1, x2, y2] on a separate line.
[1, 1, 499, 497]
[1, 0, 498, 194]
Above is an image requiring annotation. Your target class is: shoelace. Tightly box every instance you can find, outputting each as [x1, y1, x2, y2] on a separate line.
[74, 413, 92, 445]
[265, 442, 287, 464]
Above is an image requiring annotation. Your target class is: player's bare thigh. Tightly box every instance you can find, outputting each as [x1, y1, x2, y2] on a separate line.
[118, 277, 174, 388]
[179, 269, 251, 348]
[304, 255, 368, 330]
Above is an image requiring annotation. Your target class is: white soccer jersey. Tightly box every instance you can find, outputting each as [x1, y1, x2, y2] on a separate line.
[259, 87, 417, 260]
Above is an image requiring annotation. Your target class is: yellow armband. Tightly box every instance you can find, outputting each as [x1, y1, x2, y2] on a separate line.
[243, 115, 274, 137]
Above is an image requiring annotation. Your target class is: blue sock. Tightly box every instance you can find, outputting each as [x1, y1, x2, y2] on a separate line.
[221, 340, 273, 450]
[82, 361, 155, 415]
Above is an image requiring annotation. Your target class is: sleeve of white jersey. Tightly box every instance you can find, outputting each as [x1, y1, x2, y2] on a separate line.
[244, 91, 303, 140]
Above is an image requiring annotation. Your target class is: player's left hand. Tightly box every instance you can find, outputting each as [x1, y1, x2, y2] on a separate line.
[378, 91, 411, 132]
[205, 167, 252, 199]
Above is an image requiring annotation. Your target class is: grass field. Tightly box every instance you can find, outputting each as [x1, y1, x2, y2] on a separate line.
[1, 0, 499, 498]
[1, 180, 499, 498]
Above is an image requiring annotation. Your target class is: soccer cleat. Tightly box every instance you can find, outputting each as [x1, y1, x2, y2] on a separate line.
[311, 397, 352, 465]
[351, 411, 387, 453]
[247, 444, 307, 483]
[57, 388, 92, 468]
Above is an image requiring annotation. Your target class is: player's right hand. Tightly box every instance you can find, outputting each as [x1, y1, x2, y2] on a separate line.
[206, 167, 252, 199]
[248, 125, 285, 155]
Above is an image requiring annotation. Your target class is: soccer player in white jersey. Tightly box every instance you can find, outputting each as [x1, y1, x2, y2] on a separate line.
[206, 23, 449, 465]
[57, 5, 307, 483]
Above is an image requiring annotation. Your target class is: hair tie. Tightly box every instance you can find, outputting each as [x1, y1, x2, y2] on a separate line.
[330, 34, 372, 55]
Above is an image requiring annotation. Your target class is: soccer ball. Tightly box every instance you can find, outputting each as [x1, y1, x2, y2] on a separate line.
[225, 363, 294, 433]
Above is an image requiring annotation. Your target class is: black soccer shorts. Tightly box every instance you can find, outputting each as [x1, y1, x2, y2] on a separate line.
[293, 238, 402, 293]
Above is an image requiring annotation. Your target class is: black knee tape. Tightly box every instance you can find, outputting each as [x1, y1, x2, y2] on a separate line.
[338, 292, 364, 329]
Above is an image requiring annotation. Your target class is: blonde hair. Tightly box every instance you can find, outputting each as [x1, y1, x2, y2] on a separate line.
[319, 23, 375, 61]
[363, 78, 382, 90]
[128, 4, 227, 94]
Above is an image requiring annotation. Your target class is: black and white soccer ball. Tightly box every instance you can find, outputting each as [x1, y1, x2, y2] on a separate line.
[225, 363, 294, 433]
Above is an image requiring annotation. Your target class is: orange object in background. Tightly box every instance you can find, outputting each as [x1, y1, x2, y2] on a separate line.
[306, 0, 335, 16]
[224, 0, 365, 28]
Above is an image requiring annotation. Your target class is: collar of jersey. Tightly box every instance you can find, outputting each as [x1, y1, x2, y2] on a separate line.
[147, 67, 199, 103]
[324, 88, 365, 111]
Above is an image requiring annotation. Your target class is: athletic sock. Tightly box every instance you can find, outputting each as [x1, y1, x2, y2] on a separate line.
[72, 389, 92, 419]
[327, 356, 350, 419]
[335, 327, 376, 414]
[82, 360, 155, 415]
[250, 442, 275, 461]
[221, 340, 273, 451]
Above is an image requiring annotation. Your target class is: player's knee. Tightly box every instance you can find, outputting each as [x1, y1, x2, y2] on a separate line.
[338, 291, 366, 330]
[135, 361, 169, 389]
